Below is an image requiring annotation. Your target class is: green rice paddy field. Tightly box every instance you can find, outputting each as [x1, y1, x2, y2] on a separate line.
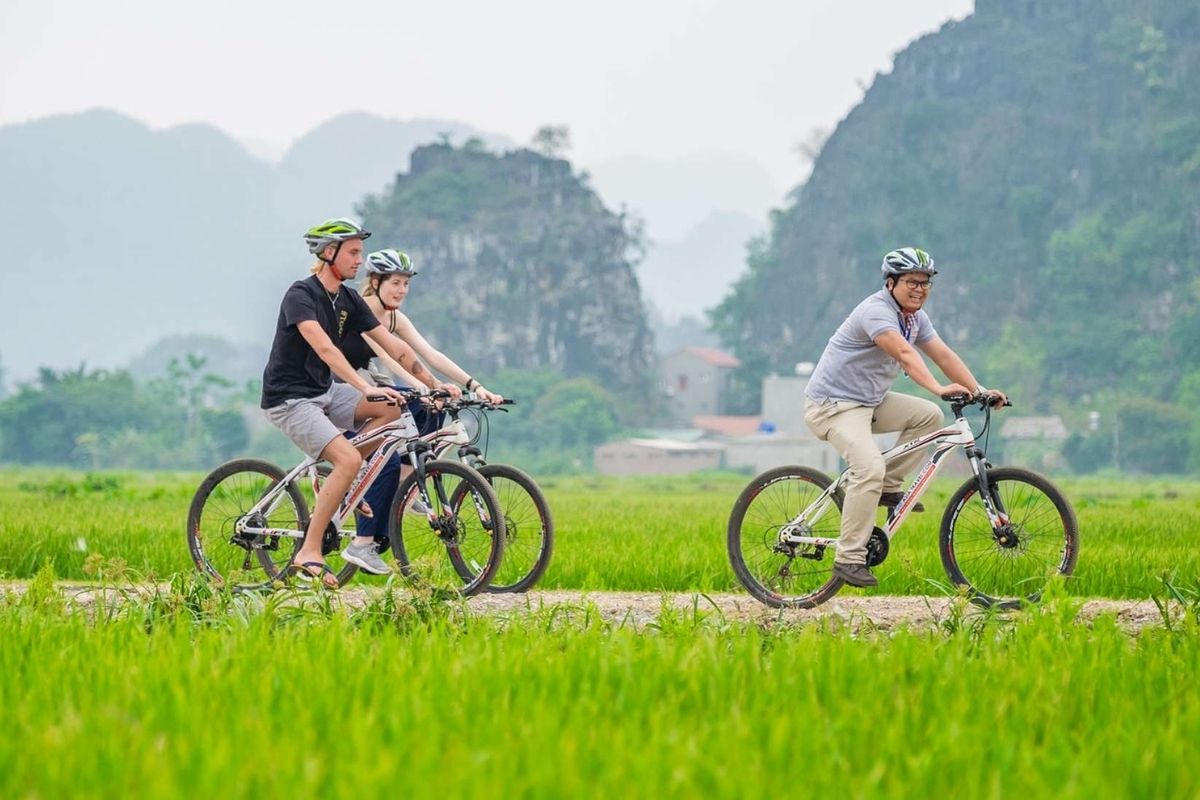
[1, 468, 1198, 797]
[1, 468, 1196, 597]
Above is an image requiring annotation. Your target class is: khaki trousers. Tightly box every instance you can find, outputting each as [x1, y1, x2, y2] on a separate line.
[804, 392, 943, 565]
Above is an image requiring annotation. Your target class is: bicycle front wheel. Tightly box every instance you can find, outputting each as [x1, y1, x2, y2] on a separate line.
[727, 465, 844, 608]
[456, 464, 554, 593]
[940, 467, 1079, 609]
[187, 459, 306, 590]
[389, 460, 505, 596]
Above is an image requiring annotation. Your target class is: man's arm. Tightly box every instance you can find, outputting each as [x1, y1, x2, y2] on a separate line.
[918, 337, 982, 392]
[919, 337, 1009, 406]
[296, 320, 374, 392]
[874, 330, 971, 398]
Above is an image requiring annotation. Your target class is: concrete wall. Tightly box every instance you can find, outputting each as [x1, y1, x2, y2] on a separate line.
[721, 435, 840, 476]
[761, 374, 811, 435]
[595, 440, 724, 476]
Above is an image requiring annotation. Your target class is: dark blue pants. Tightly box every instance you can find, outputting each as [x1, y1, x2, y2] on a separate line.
[351, 387, 444, 541]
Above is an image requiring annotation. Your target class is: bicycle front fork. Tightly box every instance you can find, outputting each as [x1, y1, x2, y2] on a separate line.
[968, 450, 1011, 530]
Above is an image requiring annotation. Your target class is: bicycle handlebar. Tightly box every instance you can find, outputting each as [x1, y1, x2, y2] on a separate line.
[366, 389, 514, 410]
[940, 391, 1011, 411]
[448, 396, 514, 412]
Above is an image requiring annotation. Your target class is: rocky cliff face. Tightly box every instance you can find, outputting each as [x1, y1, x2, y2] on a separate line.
[712, 0, 1200, 405]
[361, 144, 655, 391]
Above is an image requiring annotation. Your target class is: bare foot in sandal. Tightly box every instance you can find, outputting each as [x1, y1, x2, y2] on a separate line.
[292, 558, 339, 589]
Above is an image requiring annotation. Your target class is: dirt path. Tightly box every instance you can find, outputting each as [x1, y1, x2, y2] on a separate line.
[3, 582, 1180, 631]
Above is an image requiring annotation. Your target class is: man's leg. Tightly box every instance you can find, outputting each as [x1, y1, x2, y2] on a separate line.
[327, 387, 404, 573]
[266, 393, 359, 587]
[870, 392, 944, 493]
[806, 401, 885, 570]
[295, 434, 362, 587]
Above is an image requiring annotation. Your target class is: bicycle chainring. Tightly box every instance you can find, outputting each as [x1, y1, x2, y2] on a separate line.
[865, 526, 890, 567]
[320, 522, 342, 556]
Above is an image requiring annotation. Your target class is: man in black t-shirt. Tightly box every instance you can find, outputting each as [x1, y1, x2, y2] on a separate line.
[261, 218, 414, 586]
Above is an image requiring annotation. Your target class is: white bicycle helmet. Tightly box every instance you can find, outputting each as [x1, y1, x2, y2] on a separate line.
[881, 247, 937, 280]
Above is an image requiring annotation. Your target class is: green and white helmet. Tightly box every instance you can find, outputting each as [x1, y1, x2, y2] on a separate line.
[366, 249, 418, 277]
[881, 247, 937, 280]
[304, 217, 372, 256]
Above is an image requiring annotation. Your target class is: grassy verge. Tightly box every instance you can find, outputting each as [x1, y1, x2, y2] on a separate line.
[1, 571, 1197, 798]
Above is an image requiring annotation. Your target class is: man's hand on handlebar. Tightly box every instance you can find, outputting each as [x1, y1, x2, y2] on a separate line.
[364, 386, 413, 406]
[937, 383, 973, 400]
[980, 389, 1010, 409]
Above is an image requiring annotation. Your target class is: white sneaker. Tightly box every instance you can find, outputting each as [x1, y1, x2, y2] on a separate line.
[342, 541, 392, 575]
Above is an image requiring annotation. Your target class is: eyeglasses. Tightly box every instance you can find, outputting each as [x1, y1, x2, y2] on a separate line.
[900, 278, 933, 291]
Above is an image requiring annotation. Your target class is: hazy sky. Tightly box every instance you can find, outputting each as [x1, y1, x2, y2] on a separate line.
[1, 0, 971, 182]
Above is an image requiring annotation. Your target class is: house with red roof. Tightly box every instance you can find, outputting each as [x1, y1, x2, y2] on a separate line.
[660, 346, 743, 425]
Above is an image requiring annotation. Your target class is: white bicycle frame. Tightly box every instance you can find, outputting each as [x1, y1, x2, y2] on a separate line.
[779, 412, 1009, 548]
[234, 408, 474, 543]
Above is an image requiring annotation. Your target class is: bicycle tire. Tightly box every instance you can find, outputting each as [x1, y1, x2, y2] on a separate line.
[388, 460, 505, 596]
[450, 463, 554, 593]
[939, 466, 1079, 609]
[187, 458, 306, 591]
[727, 465, 844, 608]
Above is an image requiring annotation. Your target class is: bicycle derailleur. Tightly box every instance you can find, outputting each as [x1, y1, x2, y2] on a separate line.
[231, 512, 279, 552]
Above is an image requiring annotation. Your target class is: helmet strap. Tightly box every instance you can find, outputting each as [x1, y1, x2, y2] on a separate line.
[321, 241, 350, 281]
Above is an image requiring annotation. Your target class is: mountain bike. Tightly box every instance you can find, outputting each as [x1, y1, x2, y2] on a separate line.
[305, 394, 553, 592]
[727, 393, 1079, 609]
[422, 396, 554, 593]
[186, 390, 506, 594]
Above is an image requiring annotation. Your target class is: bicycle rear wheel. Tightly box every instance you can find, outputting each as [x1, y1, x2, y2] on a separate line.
[388, 460, 505, 596]
[453, 464, 553, 593]
[940, 467, 1079, 609]
[727, 465, 844, 608]
[187, 459, 305, 590]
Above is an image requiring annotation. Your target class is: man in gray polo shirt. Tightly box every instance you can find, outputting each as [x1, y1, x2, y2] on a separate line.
[804, 247, 1007, 588]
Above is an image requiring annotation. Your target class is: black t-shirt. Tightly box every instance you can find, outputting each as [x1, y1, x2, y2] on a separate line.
[340, 326, 375, 371]
[260, 276, 380, 408]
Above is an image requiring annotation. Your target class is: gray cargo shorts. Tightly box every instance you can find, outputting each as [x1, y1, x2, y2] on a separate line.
[264, 383, 363, 460]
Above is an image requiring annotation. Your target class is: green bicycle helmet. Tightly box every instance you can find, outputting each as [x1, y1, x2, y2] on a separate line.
[304, 217, 372, 258]
[365, 249, 418, 277]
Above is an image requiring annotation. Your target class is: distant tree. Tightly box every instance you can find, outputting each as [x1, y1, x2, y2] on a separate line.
[792, 126, 830, 170]
[0, 366, 178, 465]
[532, 378, 619, 451]
[531, 125, 571, 158]
[462, 136, 488, 154]
[1116, 398, 1190, 474]
[0, 352, 7, 400]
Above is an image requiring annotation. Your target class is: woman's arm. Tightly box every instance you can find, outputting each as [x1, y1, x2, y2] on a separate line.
[363, 328, 462, 397]
[393, 312, 503, 402]
[361, 332, 428, 390]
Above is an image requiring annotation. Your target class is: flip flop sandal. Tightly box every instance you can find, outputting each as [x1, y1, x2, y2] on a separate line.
[291, 560, 339, 589]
